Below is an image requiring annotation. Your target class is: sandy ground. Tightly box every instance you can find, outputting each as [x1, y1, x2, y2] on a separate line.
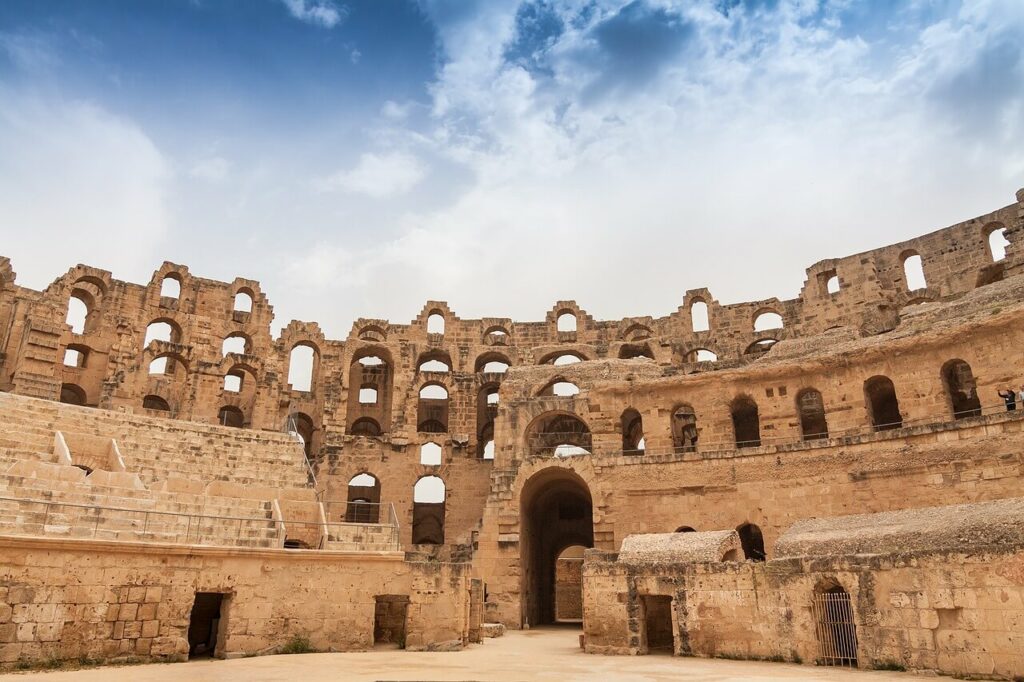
[0, 626, 929, 681]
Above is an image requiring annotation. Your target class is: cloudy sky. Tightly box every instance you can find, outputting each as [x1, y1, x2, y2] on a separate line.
[1, 0, 1022, 337]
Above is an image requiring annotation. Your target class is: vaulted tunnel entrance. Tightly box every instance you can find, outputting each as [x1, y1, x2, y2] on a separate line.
[520, 468, 593, 628]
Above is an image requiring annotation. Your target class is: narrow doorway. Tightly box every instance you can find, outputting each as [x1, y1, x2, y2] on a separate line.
[373, 595, 409, 648]
[641, 595, 674, 655]
[188, 592, 225, 659]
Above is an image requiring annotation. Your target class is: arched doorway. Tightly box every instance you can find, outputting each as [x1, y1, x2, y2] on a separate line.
[520, 468, 593, 627]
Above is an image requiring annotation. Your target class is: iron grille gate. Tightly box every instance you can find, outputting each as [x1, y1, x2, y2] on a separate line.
[812, 590, 859, 667]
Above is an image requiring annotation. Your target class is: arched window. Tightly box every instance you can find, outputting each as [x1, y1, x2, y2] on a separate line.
[478, 385, 499, 459]
[526, 412, 592, 457]
[987, 226, 1009, 262]
[481, 360, 510, 373]
[288, 344, 316, 392]
[753, 311, 784, 331]
[737, 523, 766, 561]
[540, 380, 580, 397]
[686, 348, 717, 363]
[63, 345, 88, 368]
[350, 417, 382, 437]
[223, 370, 244, 393]
[412, 476, 446, 544]
[552, 353, 583, 366]
[218, 405, 244, 428]
[621, 408, 644, 454]
[419, 384, 448, 400]
[233, 290, 253, 313]
[864, 376, 902, 430]
[902, 252, 926, 291]
[160, 276, 180, 299]
[670, 405, 698, 453]
[66, 295, 90, 335]
[797, 388, 829, 440]
[221, 334, 248, 356]
[427, 312, 445, 335]
[59, 383, 86, 406]
[419, 442, 442, 466]
[745, 339, 777, 355]
[417, 384, 449, 433]
[418, 357, 451, 373]
[481, 440, 495, 460]
[144, 320, 180, 346]
[941, 359, 981, 419]
[556, 312, 577, 333]
[731, 396, 760, 448]
[826, 275, 840, 294]
[690, 300, 709, 332]
[484, 326, 509, 345]
[674, 526, 696, 533]
[143, 395, 170, 411]
[346, 473, 380, 523]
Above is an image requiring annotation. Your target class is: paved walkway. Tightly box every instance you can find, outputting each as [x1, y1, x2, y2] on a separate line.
[1, 627, 929, 681]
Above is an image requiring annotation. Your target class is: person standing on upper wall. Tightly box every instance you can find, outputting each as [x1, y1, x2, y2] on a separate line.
[997, 388, 1017, 411]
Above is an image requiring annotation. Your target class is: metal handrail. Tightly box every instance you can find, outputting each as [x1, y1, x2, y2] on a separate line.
[607, 399, 1021, 459]
[0, 495, 401, 550]
[285, 414, 318, 489]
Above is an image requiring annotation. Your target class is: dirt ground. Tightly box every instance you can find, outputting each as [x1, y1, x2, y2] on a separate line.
[0, 626, 929, 681]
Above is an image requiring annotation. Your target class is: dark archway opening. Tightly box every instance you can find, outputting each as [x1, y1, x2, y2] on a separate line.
[864, 376, 901, 431]
[797, 388, 829, 440]
[941, 359, 982, 419]
[730, 396, 760, 448]
[813, 583, 858, 668]
[521, 469, 593, 627]
[737, 523, 766, 561]
[59, 383, 86, 406]
[641, 595, 674, 655]
[187, 592, 225, 659]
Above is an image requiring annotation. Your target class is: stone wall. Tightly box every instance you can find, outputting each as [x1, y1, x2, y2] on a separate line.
[0, 536, 475, 667]
[582, 547, 1024, 679]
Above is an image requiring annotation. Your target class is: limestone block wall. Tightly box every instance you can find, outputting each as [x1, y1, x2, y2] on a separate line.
[0, 536, 474, 667]
[475, 412, 1024, 627]
[582, 548, 1024, 679]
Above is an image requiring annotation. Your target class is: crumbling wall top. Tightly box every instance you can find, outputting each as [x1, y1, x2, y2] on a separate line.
[618, 530, 740, 564]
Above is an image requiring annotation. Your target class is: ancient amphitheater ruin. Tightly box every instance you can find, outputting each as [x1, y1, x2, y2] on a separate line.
[0, 189, 1021, 678]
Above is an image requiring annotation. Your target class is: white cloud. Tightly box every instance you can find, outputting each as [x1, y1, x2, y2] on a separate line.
[317, 152, 426, 198]
[280, 0, 347, 28]
[189, 156, 230, 182]
[0, 89, 169, 288]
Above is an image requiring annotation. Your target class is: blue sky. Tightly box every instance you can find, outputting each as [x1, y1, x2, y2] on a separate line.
[1, 0, 1022, 336]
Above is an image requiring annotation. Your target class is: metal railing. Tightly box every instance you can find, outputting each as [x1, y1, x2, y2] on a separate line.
[284, 414, 318, 489]
[541, 399, 1021, 459]
[0, 495, 403, 551]
[0, 496, 283, 547]
[320, 500, 401, 551]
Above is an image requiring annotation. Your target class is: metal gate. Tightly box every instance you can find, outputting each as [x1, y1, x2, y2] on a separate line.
[812, 588, 858, 667]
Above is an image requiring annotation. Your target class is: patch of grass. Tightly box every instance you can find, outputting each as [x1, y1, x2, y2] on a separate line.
[280, 634, 314, 655]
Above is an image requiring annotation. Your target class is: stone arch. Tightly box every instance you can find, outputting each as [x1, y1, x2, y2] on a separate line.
[59, 383, 87, 406]
[345, 472, 381, 523]
[475, 351, 511, 374]
[620, 408, 644, 454]
[864, 375, 902, 430]
[524, 411, 592, 457]
[520, 467, 593, 627]
[142, 394, 171, 412]
[730, 395, 760, 448]
[538, 350, 588, 366]
[670, 404, 698, 453]
[417, 350, 452, 373]
[287, 342, 318, 393]
[217, 405, 245, 428]
[412, 475, 446, 544]
[900, 250, 926, 291]
[417, 382, 449, 433]
[796, 388, 829, 440]
[941, 359, 982, 419]
[737, 522, 766, 561]
[347, 347, 393, 437]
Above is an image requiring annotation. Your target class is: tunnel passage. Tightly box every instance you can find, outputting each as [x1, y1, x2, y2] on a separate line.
[520, 468, 593, 627]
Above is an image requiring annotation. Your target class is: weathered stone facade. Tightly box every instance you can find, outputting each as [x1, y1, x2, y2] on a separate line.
[0, 188, 1021, 675]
